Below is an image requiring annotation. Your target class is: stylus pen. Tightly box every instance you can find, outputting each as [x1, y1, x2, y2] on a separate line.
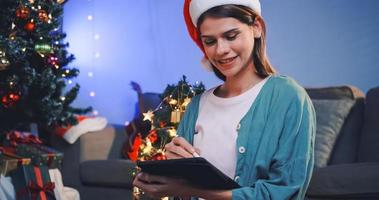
[192, 151, 200, 158]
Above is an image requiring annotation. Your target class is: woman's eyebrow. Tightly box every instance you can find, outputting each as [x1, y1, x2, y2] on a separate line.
[201, 28, 240, 38]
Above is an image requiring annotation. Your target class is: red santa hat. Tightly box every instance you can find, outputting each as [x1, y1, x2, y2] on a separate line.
[183, 0, 261, 71]
[54, 115, 107, 144]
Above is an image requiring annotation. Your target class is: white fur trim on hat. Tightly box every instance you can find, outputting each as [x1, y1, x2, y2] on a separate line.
[189, 0, 261, 27]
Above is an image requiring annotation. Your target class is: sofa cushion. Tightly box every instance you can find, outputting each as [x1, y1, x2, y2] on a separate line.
[358, 87, 379, 162]
[312, 99, 355, 167]
[306, 86, 364, 100]
[307, 86, 365, 165]
[80, 159, 136, 188]
[307, 163, 379, 198]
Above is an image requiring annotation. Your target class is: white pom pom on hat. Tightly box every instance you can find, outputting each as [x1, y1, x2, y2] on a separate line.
[183, 0, 261, 71]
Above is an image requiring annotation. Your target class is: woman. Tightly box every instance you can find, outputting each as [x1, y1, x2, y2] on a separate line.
[133, 0, 316, 199]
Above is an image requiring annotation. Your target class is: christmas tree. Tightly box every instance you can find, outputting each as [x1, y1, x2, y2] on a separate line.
[0, 0, 91, 135]
[129, 76, 205, 161]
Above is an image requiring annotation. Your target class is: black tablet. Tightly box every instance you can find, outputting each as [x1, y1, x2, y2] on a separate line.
[137, 157, 240, 190]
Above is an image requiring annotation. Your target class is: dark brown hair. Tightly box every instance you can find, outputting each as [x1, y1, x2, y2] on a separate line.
[197, 5, 276, 81]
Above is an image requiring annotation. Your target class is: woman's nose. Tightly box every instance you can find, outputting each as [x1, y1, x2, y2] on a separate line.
[216, 40, 230, 55]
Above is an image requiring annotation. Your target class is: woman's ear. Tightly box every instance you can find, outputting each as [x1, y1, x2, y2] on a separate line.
[252, 17, 263, 39]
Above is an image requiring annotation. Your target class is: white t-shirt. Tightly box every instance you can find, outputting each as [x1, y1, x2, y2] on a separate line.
[194, 77, 269, 179]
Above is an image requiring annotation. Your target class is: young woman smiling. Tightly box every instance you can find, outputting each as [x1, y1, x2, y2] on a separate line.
[133, 1, 316, 199]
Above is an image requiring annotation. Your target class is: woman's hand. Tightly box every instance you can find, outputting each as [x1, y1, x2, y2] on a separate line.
[165, 136, 200, 159]
[133, 172, 192, 199]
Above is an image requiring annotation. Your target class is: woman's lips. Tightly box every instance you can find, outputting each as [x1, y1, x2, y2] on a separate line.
[217, 56, 237, 69]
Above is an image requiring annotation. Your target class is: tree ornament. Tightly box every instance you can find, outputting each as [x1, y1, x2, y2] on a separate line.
[38, 10, 49, 23]
[142, 110, 154, 122]
[57, 0, 66, 4]
[1, 92, 21, 108]
[47, 54, 58, 65]
[0, 49, 10, 71]
[24, 21, 35, 32]
[0, 58, 10, 70]
[16, 6, 30, 19]
[35, 43, 52, 54]
[170, 110, 184, 123]
[151, 152, 166, 161]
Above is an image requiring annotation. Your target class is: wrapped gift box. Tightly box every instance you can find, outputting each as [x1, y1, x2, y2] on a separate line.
[16, 144, 63, 169]
[12, 165, 56, 200]
[0, 147, 31, 176]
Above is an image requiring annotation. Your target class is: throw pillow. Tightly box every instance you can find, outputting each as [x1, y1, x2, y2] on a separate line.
[312, 99, 355, 168]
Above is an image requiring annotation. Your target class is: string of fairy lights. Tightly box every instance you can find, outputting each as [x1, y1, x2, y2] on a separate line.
[79, 0, 99, 116]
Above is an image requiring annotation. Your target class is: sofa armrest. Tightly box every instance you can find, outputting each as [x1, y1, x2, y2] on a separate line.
[307, 162, 379, 199]
[80, 124, 127, 161]
[80, 159, 136, 188]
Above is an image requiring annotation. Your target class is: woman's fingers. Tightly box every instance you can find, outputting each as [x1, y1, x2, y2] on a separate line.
[172, 137, 196, 154]
[165, 137, 196, 158]
[165, 139, 194, 158]
[165, 150, 185, 159]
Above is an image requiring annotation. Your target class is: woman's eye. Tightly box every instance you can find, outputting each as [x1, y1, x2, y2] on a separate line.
[203, 38, 216, 46]
[226, 34, 238, 41]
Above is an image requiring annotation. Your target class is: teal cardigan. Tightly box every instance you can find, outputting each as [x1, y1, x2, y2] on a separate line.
[177, 75, 316, 200]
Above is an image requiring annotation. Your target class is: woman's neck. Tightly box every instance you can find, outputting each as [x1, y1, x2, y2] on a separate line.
[216, 64, 263, 98]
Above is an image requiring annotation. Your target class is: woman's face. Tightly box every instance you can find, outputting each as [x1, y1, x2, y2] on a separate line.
[199, 17, 257, 78]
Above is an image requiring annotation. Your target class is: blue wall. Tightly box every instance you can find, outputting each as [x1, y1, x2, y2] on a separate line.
[63, 0, 379, 124]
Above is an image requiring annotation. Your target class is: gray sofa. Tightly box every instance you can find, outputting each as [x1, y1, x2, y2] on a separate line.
[50, 85, 379, 200]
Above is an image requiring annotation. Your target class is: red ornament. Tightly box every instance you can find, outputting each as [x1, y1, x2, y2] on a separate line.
[47, 55, 58, 65]
[152, 152, 167, 161]
[159, 121, 167, 128]
[24, 21, 35, 32]
[1, 92, 21, 108]
[38, 10, 49, 22]
[147, 130, 158, 143]
[16, 6, 30, 19]
[127, 134, 142, 162]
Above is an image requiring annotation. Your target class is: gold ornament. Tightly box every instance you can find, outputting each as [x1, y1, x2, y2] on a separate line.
[182, 97, 191, 108]
[170, 110, 184, 123]
[167, 128, 177, 137]
[16, 6, 30, 19]
[142, 110, 154, 122]
[168, 98, 177, 105]
[57, 0, 65, 4]
[38, 10, 49, 22]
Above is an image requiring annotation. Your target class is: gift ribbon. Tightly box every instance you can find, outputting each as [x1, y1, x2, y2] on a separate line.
[29, 166, 55, 200]
[6, 131, 43, 147]
[16, 167, 55, 200]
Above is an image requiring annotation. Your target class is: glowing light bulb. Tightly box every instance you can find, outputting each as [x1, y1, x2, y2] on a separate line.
[87, 15, 93, 20]
[88, 72, 93, 77]
[90, 91, 96, 97]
